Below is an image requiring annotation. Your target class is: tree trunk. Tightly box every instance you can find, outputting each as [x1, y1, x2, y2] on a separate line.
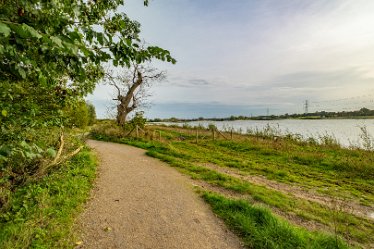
[115, 71, 143, 126]
[117, 103, 128, 126]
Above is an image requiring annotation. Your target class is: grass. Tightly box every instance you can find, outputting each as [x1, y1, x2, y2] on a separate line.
[198, 140, 374, 203]
[90, 122, 374, 248]
[201, 191, 349, 249]
[0, 148, 97, 249]
[143, 148, 373, 244]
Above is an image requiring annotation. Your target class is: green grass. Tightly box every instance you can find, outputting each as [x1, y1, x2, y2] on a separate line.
[0, 148, 97, 249]
[198, 140, 374, 203]
[90, 123, 374, 247]
[201, 192, 349, 249]
[143, 149, 373, 244]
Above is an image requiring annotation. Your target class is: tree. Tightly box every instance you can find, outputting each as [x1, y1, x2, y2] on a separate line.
[105, 63, 165, 126]
[0, 0, 175, 134]
[63, 100, 96, 128]
[86, 101, 97, 125]
[0, 0, 175, 88]
[0, 0, 175, 186]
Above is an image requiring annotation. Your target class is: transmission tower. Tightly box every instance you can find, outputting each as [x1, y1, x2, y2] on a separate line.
[304, 100, 309, 114]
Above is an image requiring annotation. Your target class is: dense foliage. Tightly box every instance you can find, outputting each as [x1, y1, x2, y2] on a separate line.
[0, 0, 174, 86]
[0, 149, 97, 248]
[63, 101, 96, 128]
[0, 0, 175, 210]
[0, 0, 175, 131]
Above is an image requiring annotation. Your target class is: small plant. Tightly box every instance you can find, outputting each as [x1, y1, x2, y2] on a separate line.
[208, 123, 217, 131]
[318, 132, 340, 147]
[90, 122, 124, 139]
[127, 111, 147, 130]
[246, 124, 281, 138]
[330, 187, 354, 248]
[306, 136, 318, 145]
[222, 125, 233, 132]
[358, 125, 373, 150]
[195, 124, 206, 130]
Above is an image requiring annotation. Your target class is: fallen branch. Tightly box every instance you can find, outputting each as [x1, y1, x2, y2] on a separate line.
[60, 146, 84, 162]
[52, 132, 64, 165]
[34, 145, 83, 179]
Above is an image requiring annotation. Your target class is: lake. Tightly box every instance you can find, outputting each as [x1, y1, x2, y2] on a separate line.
[161, 119, 374, 148]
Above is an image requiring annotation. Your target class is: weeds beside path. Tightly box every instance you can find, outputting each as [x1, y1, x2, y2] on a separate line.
[0, 149, 96, 249]
[78, 140, 243, 249]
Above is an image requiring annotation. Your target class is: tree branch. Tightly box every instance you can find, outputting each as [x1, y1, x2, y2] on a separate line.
[104, 72, 121, 97]
[52, 133, 64, 165]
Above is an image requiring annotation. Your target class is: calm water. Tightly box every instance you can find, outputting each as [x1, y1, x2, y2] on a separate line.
[163, 119, 374, 148]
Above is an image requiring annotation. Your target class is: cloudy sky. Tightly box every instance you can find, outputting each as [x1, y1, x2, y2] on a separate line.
[87, 0, 374, 119]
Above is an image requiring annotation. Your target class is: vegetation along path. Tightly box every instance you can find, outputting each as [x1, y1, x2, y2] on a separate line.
[78, 140, 243, 249]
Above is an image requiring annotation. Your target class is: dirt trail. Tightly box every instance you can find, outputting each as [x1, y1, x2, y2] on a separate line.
[77, 140, 243, 249]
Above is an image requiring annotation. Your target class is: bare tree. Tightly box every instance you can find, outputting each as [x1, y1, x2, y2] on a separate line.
[104, 63, 165, 126]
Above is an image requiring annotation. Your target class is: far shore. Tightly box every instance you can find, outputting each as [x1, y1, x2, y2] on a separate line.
[148, 115, 374, 123]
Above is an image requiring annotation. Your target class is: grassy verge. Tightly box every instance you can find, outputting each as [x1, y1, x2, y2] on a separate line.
[144, 148, 372, 244]
[90, 123, 374, 247]
[201, 191, 349, 249]
[0, 148, 97, 249]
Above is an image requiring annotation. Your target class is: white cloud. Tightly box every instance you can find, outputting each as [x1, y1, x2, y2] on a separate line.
[89, 0, 374, 118]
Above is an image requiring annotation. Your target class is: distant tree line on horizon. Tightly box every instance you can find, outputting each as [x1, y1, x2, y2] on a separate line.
[147, 107, 374, 122]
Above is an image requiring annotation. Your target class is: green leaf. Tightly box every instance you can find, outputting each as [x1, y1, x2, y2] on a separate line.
[68, 31, 81, 41]
[1, 110, 7, 117]
[20, 141, 29, 148]
[50, 36, 63, 47]
[38, 73, 47, 85]
[46, 148, 56, 158]
[22, 24, 42, 39]
[0, 155, 8, 162]
[33, 144, 43, 154]
[18, 67, 26, 79]
[0, 22, 11, 37]
[97, 33, 104, 45]
[25, 151, 37, 159]
[12, 24, 42, 39]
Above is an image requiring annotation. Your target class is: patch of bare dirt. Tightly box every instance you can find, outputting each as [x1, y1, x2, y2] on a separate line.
[189, 179, 330, 233]
[197, 163, 374, 221]
[76, 140, 244, 249]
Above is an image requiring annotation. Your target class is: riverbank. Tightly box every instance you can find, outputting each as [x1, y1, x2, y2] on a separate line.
[91, 122, 374, 248]
[156, 118, 374, 149]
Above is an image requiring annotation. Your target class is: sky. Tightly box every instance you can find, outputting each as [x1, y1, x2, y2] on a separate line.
[87, 0, 374, 119]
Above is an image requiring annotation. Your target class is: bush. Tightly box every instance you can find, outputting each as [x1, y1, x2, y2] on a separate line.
[127, 111, 146, 130]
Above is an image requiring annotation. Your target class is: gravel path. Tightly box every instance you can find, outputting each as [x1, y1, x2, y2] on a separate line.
[77, 140, 243, 249]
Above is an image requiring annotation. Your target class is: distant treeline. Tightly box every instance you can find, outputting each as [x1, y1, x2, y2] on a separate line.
[148, 107, 374, 122]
